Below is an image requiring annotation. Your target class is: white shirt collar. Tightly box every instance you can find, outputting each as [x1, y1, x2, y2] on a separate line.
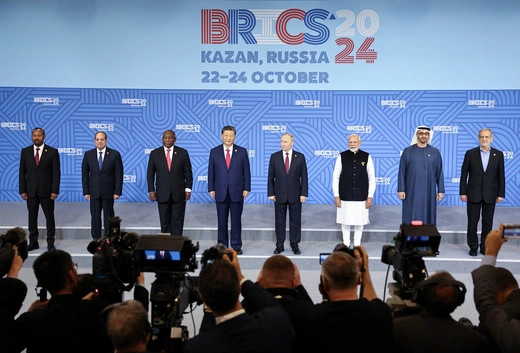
[223, 144, 234, 152]
[215, 309, 246, 325]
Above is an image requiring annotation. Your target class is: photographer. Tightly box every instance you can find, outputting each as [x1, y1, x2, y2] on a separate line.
[185, 248, 294, 353]
[393, 271, 489, 353]
[244, 255, 313, 352]
[472, 223, 520, 353]
[16, 250, 112, 353]
[302, 246, 394, 352]
[478, 267, 520, 353]
[104, 300, 154, 353]
[0, 227, 29, 278]
[0, 274, 27, 353]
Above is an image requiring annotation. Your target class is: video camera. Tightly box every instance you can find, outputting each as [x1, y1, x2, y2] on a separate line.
[0, 227, 28, 278]
[381, 223, 441, 302]
[87, 217, 140, 304]
[88, 216, 201, 352]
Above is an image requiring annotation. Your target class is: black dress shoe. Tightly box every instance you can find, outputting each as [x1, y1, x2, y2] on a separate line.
[47, 245, 56, 251]
[28, 242, 40, 251]
[292, 247, 301, 255]
[469, 249, 478, 256]
[480, 248, 486, 255]
[274, 248, 284, 254]
[235, 249, 243, 255]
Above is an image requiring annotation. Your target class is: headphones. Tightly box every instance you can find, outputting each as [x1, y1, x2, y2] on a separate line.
[413, 277, 466, 307]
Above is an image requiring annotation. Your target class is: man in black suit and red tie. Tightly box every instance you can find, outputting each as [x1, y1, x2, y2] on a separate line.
[460, 128, 505, 256]
[19, 127, 61, 251]
[147, 130, 193, 236]
[208, 126, 251, 255]
[154, 250, 172, 260]
[82, 131, 123, 239]
[268, 133, 308, 255]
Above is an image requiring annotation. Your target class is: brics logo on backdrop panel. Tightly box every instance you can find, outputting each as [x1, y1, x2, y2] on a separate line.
[200, 8, 379, 84]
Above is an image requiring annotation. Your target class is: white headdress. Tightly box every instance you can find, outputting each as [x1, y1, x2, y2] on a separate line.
[410, 125, 434, 145]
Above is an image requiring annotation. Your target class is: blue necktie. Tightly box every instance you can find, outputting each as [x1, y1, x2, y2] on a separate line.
[98, 151, 103, 170]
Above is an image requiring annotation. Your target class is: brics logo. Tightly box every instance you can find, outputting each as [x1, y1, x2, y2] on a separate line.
[201, 8, 378, 46]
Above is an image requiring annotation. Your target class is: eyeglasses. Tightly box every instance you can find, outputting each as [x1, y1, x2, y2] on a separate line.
[417, 132, 430, 136]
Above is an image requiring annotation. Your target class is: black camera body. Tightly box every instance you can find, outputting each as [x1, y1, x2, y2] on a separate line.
[381, 223, 441, 299]
[0, 227, 28, 278]
[200, 244, 233, 267]
[87, 217, 141, 304]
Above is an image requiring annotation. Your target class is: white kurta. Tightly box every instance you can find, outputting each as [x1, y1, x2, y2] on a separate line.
[332, 153, 376, 225]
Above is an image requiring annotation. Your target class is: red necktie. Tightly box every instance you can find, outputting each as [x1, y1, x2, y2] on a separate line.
[35, 147, 40, 166]
[285, 152, 289, 174]
[166, 148, 171, 171]
[226, 149, 231, 169]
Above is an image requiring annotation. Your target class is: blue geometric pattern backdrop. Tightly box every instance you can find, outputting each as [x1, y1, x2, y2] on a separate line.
[1, 87, 518, 206]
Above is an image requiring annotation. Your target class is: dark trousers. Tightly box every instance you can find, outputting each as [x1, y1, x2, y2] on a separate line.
[467, 200, 496, 251]
[90, 198, 115, 239]
[216, 192, 243, 250]
[26, 196, 56, 245]
[274, 201, 302, 249]
[157, 195, 186, 236]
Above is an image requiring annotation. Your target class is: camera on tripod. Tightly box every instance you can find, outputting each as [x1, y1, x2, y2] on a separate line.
[381, 223, 441, 313]
[87, 217, 201, 353]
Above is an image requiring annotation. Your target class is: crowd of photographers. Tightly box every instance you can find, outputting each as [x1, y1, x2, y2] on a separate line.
[0, 223, 519, 353]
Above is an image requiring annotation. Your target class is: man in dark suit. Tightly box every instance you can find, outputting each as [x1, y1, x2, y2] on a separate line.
[154, 250, 172, 260]
[302, 248, 394, 352]
[16, 250, 112, 353]
[268, 133, 308, 255]
[472, 224, 520, 353]
[147, 130, 193, 236]
[185, 249, 294, 353]
[460, 128, 505, 256]
[393, 271, 488, 353]
[82, 131, 123, 239]
[208, 126, 251, 255]
[19, 127, 61, 251]
[478, 267, 520, 353]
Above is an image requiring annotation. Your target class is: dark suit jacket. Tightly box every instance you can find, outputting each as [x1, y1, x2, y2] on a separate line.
[208, 144, 251, 203]
[472, 265, 520, 353]
[268, 150, 308, 203]
[185, 280, 294, 353]
[147, 145, 193, 202]
[82, 147, 123, 199]
[19, 144, 60, 198]
[460, 147, 505, 203]
[154, 250, 172, 260]
[16, 294, 112, 353]
[393, 310, 489, 353]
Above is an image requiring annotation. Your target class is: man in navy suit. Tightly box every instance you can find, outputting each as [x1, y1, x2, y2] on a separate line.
[268, 133, 308, 255]
[460, 128, 505, 256]
[184, 249, 294, 353]
[147, 130, 193, 236]
[19, 127, 61, 251]
[82, 131, 123, 239]
[208, 126, 251, 255]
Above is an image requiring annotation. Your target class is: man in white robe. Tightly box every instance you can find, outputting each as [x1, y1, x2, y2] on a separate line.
[398, 126, 444, 225]
[332, 134, 376, 247]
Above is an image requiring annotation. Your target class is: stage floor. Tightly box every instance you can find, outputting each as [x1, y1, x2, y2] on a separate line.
[1, 201, 518, 242]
